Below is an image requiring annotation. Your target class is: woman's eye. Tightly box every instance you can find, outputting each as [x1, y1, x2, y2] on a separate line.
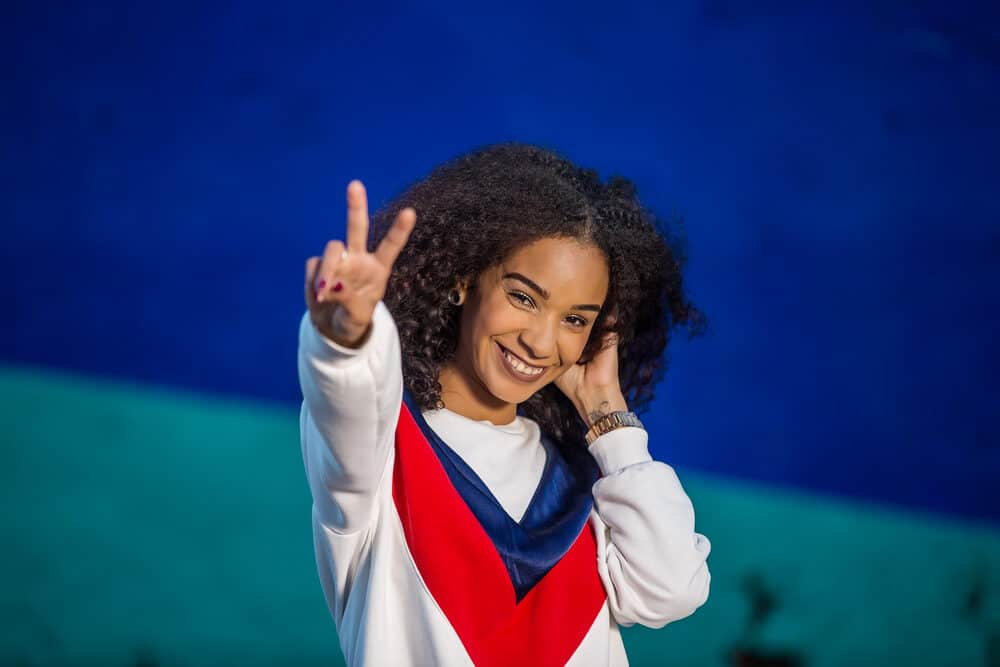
[507, 290, 587, 328]
[508, 291, 534, 308]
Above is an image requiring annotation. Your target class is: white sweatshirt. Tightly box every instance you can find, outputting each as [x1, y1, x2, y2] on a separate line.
[297, 300, 712, 666]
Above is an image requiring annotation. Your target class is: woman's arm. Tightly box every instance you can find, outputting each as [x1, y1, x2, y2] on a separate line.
[297, 300, 403, 535]
[298, 180, 416, 536]
[556, 327, 711, 628]
[587, 426, 712, 628]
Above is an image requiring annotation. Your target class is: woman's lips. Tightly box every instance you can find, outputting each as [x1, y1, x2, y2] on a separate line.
[495, 342, 546, 382]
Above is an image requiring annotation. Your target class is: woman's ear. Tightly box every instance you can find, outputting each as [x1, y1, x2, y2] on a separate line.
[449, 279, 472, 306]
[459, 277, 477, 300]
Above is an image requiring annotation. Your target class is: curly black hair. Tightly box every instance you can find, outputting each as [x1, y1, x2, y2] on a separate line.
[369, 142, 707, 445]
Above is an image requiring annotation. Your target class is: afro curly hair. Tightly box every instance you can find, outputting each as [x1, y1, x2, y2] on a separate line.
[368, 142, 707, 445]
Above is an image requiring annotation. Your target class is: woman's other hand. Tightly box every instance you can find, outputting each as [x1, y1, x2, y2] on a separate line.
[304, 180, 416, 348]
[554, 330, 629, 428]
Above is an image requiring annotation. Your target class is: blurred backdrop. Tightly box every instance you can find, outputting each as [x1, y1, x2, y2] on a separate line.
[2, 1, 998, 665]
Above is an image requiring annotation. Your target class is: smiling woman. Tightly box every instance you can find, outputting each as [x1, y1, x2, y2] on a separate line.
[298, 142, 712, 666]
[438, 236, 612, 423]
[375, 143, 707, 446]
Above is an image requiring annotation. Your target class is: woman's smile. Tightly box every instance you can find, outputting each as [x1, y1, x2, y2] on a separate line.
[495, 341, 549, 382]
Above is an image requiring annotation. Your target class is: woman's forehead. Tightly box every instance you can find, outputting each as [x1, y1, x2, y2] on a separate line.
[498, 237, 609, 303]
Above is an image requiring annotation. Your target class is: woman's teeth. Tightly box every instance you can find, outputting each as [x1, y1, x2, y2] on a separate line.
[501, 346, 544, 376]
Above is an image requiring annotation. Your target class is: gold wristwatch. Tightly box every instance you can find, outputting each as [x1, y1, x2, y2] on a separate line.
[585, 411, 644, 446]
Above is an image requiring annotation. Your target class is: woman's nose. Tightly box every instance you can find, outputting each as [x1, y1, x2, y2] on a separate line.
[518, 318, 558, 361]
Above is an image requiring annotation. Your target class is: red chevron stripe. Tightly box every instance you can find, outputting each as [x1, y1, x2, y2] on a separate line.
[392, 401, 606, 666]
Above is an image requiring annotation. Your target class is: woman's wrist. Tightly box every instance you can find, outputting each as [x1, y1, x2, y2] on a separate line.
[314, 306, 373, 349]
[585, 410, 644, 446]
[576, 390, 629, 427]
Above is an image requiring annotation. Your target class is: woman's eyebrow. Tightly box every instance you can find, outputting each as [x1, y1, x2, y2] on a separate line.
[503, 272, 602, 312]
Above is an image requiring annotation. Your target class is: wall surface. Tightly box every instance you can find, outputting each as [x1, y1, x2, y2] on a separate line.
[3, 2, 998, 665]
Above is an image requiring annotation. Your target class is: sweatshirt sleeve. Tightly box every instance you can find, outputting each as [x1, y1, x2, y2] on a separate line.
[297, 300, 403, 535]
[587, 427, 712, 628]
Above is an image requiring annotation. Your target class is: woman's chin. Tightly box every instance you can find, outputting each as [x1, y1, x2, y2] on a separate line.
[487, 377, 552, 405]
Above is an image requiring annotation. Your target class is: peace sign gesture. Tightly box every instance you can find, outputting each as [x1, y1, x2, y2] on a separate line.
[304, 180, 416, 348]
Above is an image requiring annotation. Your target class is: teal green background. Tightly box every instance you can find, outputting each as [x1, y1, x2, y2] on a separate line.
[3, 365, 997, 666]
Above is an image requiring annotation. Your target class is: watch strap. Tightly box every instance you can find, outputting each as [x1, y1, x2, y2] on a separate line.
[585, 410, 644, 446]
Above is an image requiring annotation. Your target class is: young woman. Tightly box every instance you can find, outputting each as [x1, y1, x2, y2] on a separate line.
[297, 143, 712, 666]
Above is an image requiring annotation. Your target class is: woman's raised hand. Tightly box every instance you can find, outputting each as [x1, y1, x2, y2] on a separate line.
[304, 180, 416, 348]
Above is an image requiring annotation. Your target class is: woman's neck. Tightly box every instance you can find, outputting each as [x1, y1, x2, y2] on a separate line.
[437, 363, 517, 426]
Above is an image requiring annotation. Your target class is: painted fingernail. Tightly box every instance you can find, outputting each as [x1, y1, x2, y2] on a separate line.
[317, 279, 326, 290]
[332, 281, 344, 292]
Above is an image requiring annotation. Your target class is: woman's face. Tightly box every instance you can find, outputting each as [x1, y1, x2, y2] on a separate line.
[452, 236, 610, 407]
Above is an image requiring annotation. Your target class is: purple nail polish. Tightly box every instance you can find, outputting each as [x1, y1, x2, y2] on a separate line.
[333, 281, 344, 292]
[317, 279, 326, 290]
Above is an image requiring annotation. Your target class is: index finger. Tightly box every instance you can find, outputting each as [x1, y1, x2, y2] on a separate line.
[346, 180, 369, 255]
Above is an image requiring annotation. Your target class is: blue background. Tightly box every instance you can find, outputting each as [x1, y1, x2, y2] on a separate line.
[4, 1, 998, 523]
